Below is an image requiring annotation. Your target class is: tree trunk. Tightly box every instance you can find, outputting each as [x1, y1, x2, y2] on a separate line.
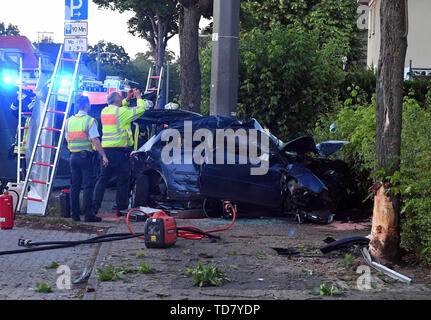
[154, 42, 166, 75]
[179, 4, 202, 113]
[370, 0, 408, 264]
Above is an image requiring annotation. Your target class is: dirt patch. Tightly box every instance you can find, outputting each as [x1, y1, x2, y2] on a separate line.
[14, 216, 106, 234]
[316, 221, 371, 231]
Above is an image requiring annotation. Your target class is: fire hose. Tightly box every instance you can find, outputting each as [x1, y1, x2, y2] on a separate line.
[0, 202, 236, 256]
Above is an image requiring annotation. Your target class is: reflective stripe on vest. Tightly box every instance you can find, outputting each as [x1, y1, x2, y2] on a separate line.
[101, 106, 129, 148]
[66, 115, 95, 152]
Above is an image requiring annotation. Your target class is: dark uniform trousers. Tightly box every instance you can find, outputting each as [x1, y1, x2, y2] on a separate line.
[70, 151, 96, 219]
[93, 148, 131, 213]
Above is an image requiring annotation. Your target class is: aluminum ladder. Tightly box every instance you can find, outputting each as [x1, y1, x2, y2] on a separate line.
[16, 45, 81, 215]
[144, 66, 164, 107]
[16, 56, 42, 183]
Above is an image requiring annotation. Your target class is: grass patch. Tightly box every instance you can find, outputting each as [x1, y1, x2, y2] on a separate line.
[97, 264, 136, 281]
[313, 283, 343, 296]
[138, 261, 157, 274]
[184, 262, 228, 287]
[343, 254, 355, 267]
[35, 282, 52, 293]
[45, 261, 60, 269]
[135, 251, 146, 258]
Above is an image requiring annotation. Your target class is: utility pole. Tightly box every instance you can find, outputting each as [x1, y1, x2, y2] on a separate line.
[209, 0, 240, 117]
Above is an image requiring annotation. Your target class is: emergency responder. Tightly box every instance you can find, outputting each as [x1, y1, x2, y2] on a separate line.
[8, 89, 35, 180]
[93, 89, 152, 216]
[66, 95, 109, 222]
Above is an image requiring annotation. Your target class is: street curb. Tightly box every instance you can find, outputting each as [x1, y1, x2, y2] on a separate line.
[82, 228, 114, 300]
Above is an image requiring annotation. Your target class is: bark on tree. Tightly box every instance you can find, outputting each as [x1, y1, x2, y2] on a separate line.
[370, 0, 408, 264]
[178, 0, 212, 113]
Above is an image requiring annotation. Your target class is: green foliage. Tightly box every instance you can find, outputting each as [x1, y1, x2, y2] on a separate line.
[343, 254, 355, 267]
[184, 262, 228, 287]
[97, 264, 128, 281]
[199, 42, 212, 116]
[238, 24, 344, 140]
[319, 283, 342, 296]
[45, 261, 60, 269]
[135, 251, 146, 258]
[314, 86, 431, 265]
[35, 282, 52, 293]
[202, 1, 364, 136]
[0, 22, 20, 36]
[240, 0, 366, 67]
[138, 261, 157, 274]
[93, 0, 178, 71]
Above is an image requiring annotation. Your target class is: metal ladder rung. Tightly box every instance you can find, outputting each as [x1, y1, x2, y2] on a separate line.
[22, 68, 39, 71]
[25, 197, 44, 203]
[29, 179, 48, 185]
[44, 127, 61, 132]
[33, 162, 53, 167]
[38, 144, 57, 150]
[151, 76, 161, 79]
[22, 112, 32, 115]
[62, 58, 78, 62]
[47, 110, 66, 115]
[148, 88, 158, 91]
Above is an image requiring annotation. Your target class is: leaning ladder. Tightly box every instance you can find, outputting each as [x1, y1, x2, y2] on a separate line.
[144, 66, 164, 107]
[17, 46, 82, 215]
[16, 56, 42, 183]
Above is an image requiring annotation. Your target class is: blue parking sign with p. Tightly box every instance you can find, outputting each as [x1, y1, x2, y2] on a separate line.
[65, 0, 88, 20]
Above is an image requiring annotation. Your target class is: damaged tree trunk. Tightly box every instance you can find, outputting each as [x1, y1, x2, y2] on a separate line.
[370, 0, 408, 264]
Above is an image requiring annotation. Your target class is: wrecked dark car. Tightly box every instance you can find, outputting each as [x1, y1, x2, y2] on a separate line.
[130, 111, 360, 223]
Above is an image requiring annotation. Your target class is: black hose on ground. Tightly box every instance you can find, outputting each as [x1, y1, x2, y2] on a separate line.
[0, 232, 145, 256]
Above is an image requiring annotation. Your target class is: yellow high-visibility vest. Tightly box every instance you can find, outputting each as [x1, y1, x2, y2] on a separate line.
[100, 99, 149, 148]
[65, 115, 96, 152]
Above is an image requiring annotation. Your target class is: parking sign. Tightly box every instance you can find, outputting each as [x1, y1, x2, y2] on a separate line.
[64, 37, 88, 52]
[64, 21, 88, 36]
[65, 0, 88, 20]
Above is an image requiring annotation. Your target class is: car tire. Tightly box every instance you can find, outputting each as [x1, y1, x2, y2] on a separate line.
[132, 174, 149, 207]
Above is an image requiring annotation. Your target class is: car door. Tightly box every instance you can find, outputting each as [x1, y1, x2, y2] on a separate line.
[199, 130, 283, 208]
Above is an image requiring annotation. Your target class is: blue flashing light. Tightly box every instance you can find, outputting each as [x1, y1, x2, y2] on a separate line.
[2, 76, 12, 84]
[1, 69, 18, 90]
[60, 78, 73, 88]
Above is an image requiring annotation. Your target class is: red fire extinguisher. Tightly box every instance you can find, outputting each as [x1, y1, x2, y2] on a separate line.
[0, 189, 14, 230]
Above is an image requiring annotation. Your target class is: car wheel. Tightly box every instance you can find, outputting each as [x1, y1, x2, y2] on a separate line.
[132, 174, 149, 207]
